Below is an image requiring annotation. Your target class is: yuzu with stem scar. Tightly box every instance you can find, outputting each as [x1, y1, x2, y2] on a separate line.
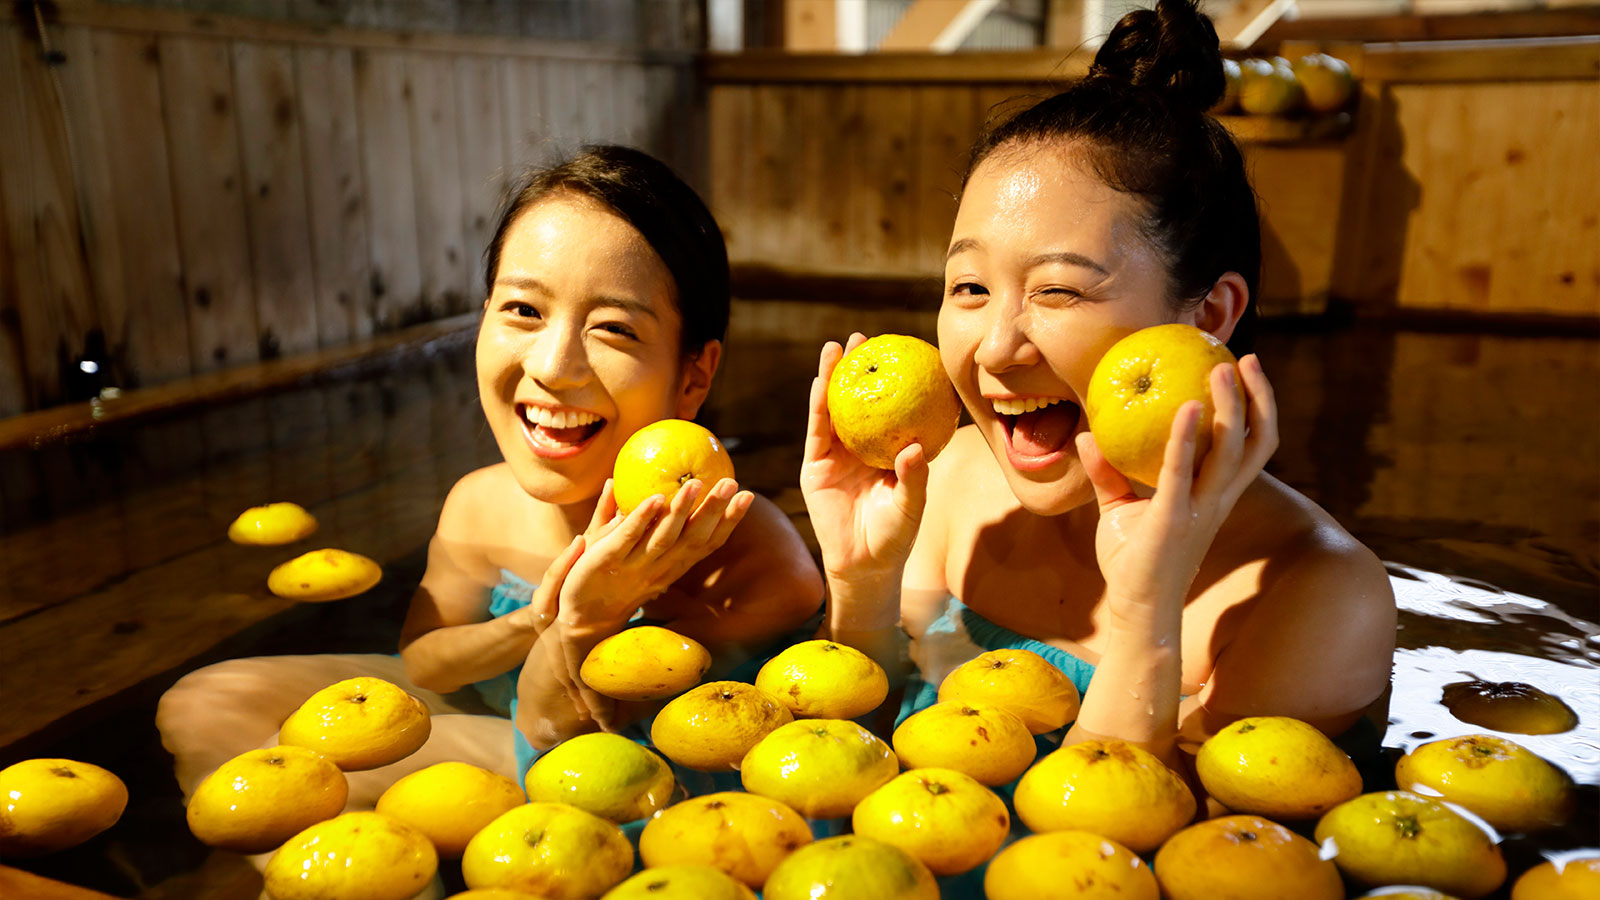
[263, 810, 437, 900]
[1313, 790, 1507, 898]
[1394, 734, 1574, 832]
[0, 758, 128, 857]
[936, 647, 1080, 735]
[461, 801, 633, 899]
[1013, 739, 1196, 853]
[850, 767, 1010, 876]
[891, 700, 1036, 786]
[761, 834, 940, 900]
[185, 745, 348, 854]
[277, 676, 431, 771]
[523, 732, 675, 824]
[579, 625, 711, 701]
[266, 548, 383, 601]
[375, 761, 527, 857]
[740, 718, 899, 819]
[611, 418, 735, 515]
[1195, 715, 1362, 820]
[638, 791, 813, 889]
[1152, 814, 1344, 900]
[984, 831, 1158, 900]
[755, 639, 888, 719]
[825, 334, 960, 469]
[650, 681, 794, 771]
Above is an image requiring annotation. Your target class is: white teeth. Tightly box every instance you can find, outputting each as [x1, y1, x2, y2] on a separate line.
[991, 396, 1065, 416]
[523, 406, 600, 430]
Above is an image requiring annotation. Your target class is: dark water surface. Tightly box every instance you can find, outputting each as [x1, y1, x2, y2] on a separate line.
[1, 300, 1595, 897]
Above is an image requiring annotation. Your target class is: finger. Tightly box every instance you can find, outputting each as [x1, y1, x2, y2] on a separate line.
[530, 534, 585, 634]
[892, 442, 930, 520]
[1230, 354, 1280, 498]
[599, 493, 665, 557]
[1156, 400, 1202, 499]
[844, 331, 868, 353]
[587, 479, 619, 534]
[559, 634, 616, 727]
[1075, 431, 1138, 511]
[641, 479, 701, 559]
[805, 342, 846, 464]
[702, 489, 755, 551]
[1194, 363, 1245, 499]
[681, 477, 737, 546]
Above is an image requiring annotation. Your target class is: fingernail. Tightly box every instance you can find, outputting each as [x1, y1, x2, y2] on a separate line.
[718, 480, 736, 499]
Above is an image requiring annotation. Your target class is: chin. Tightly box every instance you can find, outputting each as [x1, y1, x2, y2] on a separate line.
[1003, 463, 1096, 517]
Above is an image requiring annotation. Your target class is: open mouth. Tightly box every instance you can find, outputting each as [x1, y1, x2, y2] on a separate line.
[517, 403, 606, 458]
[993, 396, 1082, 471]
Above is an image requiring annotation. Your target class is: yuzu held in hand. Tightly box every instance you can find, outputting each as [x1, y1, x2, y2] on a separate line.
[826, 334, 960, 469]
[1196, 715, 1362, 820]
[267, 548, 382, 601]
[937, 648, 1080, 735]
[0, 758, 128, 857]
[1313, 790, 1506, 899]
[740, 719, 898, 819]
[278, 676, 431, 771]
[1014, 739, 1196, 854]
[523, 732, 675, 824]
[228, 501, 318, 545]
[1153, 814, 1343, 900]
[580, 625, 711, 702]
[984, 831, 1158, 900]
[1085, 323, 1241, 488]
[755, 639, 888, 719]
[376, 761, 526, 857]
[762, 835, 940, 900]
[611, 419, 734, 514]
[1394, 734, 1574, 832]
[639, 791, 812, 889]
[892, 701, 1035, 786]
[186, 745, 348, 854]
[851, 767, 1009, 876]
[263, 811, 437, 900]
[651, 681, 794, 771]
[461, 802, 632, 899]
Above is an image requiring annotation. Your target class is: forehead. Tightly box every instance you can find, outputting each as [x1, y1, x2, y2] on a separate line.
[953, 143, 1147, 253]
[498, 193, 674, 295]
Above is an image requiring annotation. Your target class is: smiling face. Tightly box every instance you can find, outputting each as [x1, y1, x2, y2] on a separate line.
[477, 191, 712, 506]
[938, 143, 1188, 515]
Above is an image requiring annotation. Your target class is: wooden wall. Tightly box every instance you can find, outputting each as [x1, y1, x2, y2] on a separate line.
[706, 38, 1600, 320]
[0, 4, 700, 417]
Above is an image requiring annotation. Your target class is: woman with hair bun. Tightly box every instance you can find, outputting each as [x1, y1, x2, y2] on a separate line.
[804, 0, 1394, 763]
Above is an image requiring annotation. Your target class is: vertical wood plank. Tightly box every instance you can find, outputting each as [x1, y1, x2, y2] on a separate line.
[91, 30, 190, 387]
[915, 86, 976, 275]
[354, 48, 424, 330]
[857, 85, 918, 273]
[544, 58, 585, 154]
[158, 34, 259, 372]
[706, 85, 754, 265]
[748, 84, 802, 267]
[818, 85, 864, 272]
[0, 23, 97, 407]
[295, 44, 371, 344]
[0, 141, 26, 416]
[233, 40, 321, 359]
[501, 56, 543, 170]
[406, 52, 471, 317]
[456, 54, 507, 304]
[578, 60, 615, 145]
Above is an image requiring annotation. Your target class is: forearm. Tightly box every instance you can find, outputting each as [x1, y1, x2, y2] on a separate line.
[400, 613, 540, 694]
[819, 570, 912, 689]
[513, 619, 625, 752]
[1065, 601, 1184, 763]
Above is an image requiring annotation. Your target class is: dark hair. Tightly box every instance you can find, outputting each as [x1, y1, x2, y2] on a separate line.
[967, 0, 1259, 355]
[484, 145, 730, 354]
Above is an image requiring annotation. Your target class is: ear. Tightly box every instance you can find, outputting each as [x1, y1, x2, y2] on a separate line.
[675, 339, 723, 419]
[1184, 271, 1249, 345]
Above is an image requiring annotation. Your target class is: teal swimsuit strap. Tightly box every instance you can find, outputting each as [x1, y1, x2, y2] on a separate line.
[954, 600, 1097, 697]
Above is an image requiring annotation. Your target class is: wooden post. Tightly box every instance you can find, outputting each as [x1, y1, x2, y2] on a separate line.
[1045, 0, 1085, 50]
[785, 0, 837, 51]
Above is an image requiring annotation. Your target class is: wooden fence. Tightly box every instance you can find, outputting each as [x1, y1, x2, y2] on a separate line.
[0, 3, 700, 417]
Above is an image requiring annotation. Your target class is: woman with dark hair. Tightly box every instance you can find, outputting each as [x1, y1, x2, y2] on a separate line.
[158, 145, 822, 810]
[803, 0, 1394, 763]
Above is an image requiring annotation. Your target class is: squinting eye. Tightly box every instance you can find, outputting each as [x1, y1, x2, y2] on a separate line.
[513, 303, 539, 318]
[598, 323, 637, 339]
[949, 282, 988, 297]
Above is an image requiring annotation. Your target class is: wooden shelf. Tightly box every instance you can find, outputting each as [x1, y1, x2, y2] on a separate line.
[1218, 112, 1356, 144]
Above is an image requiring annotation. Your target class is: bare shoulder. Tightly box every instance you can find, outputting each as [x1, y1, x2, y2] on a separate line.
[1225, 474, 1391, 605]
[436, 463, 526, 539]
[702, 493, 822, 587]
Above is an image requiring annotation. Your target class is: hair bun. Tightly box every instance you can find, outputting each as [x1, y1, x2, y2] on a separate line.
[1088, 0, 1224, 111]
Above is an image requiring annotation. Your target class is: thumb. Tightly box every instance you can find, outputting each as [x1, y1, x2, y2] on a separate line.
[892, 442, 930, 519]
[1075, 432, 1137, 510]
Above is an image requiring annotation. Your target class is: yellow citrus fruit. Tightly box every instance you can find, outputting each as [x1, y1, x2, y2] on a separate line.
[651, 681, 795, 771]
[1439, 680, 1578, 734]
[444, 892, 552, 900]
[267, 548, 383, 601]
[1395, 734, 1574, 832]
[851, 767, 1009, 876]
[1314, 790, 1506, 899]
[763, 834, 940, 900]
[612, 418, 735, 515]
[740, 719, 898, 819]
[1153, 814, 1343, 900]
[1512, 856, 1600, 900]
[524, 732, 675, 823]
[1357, 892, 1461, 900]
[602, 864, 758, 900]
[375, 761, 526, 857]
[263, 811, 437, 900]
[755, 639, 888, 719]
[937, 648, 1080, 734]
[1014, 739, 1195, 854]
[891, 701, 1035, 786]
[825, 334, 960, 469]
[462, 802, 633, 899]
[0, 758, 128, 857]
[278, 676, 432, 771]
[639, 791, 812, 888]
[228, 501, 319, 545]
[580, 626, 712, 702]
[984, 831, 1158, 900]
[1196, 716, 1362, 820]
[1292, 52, 1355, 113]
[1084, 323, 1242, 487]
[186, 745, 348, 854]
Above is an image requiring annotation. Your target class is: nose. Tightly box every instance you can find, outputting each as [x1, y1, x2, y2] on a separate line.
[520, 322, 592, 392]
[972, 289, 1040, 374]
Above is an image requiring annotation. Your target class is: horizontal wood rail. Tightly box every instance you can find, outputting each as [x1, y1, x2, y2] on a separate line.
[704, 48, 1093, 84]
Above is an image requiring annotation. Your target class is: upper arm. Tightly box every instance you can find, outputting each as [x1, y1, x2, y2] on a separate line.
[657, 495, 824, 651]
[1184, 540, 1396, 738]
[399, 469, 505, 649]
[901, 427, 969, 637]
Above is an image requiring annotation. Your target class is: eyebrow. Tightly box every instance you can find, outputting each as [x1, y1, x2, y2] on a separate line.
[945, 240, 1111, 277]
[493, 275, 660, 320]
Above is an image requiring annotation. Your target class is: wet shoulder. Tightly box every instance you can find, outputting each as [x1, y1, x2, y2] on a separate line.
[437, 464, 541, 547]
[1215, 474, 1390, 606]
